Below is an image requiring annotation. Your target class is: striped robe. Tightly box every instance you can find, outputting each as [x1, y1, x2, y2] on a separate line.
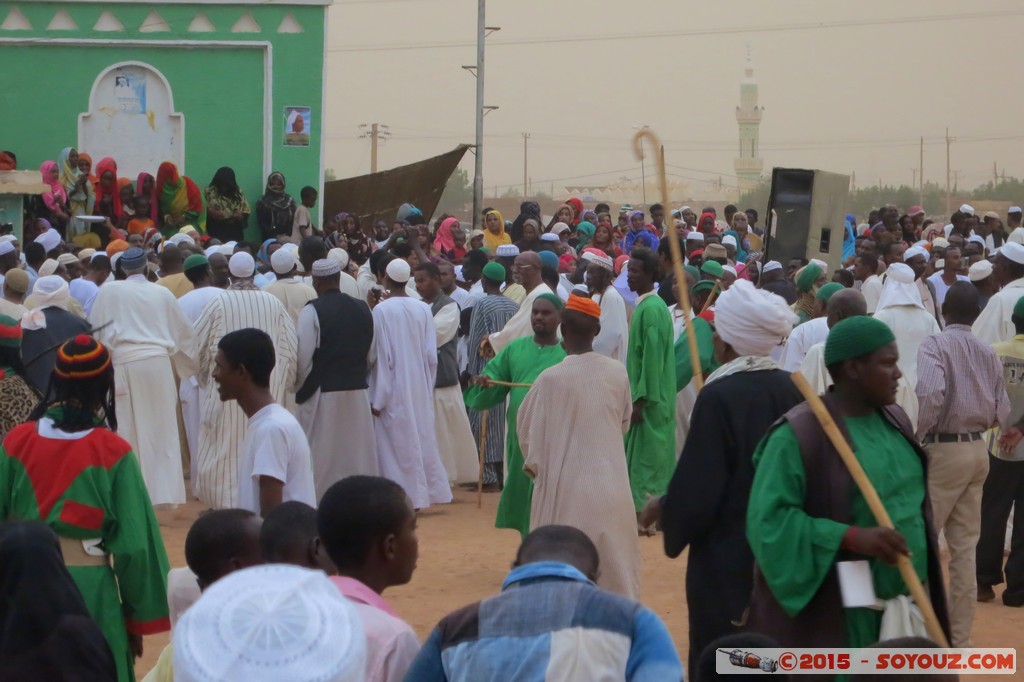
[193, 287, 298, 508]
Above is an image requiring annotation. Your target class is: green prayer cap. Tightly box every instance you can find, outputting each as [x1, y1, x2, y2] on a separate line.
[183, 254, 209, 272]
[824, 316, 895, 366]
[700, 260, 724, 278]
[482, 261, 505, 282]
[1014, 295, 1024, 319]
[796, 263, 823, 293]
[535, 292, 565, 309]
[683, 265, 700, 281]
[692, 279, 716, 294]
[815, 282, 844, 303]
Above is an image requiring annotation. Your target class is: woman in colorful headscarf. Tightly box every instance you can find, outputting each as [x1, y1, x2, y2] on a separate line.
[515, 218, 542, 253]
[546, 203, 575, 232]
[136, 172, 158, 223]
[565, 197, 585, 226]
[93, 158, 122, 226]
[204, 166, 251, 242]
[483, 209, 510, 251]
[38, 161, 69, 233]
[156, 161, 204, 237]
[76, 153, 96, 184]
[792, 262, 825, 325]
[722, 229, 748, 263]
[433, 216, 460, 254]
[56, 148, 94, 241]
[574, 221, 596, 252]
[698, 211, 716, 235]
[342, 212, 371, 265]
[590, 216, 622, 259]
[509, 201, 541, 243]
[255, 172, 296, 240]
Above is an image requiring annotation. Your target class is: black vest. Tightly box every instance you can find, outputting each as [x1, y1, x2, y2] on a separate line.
[430, 292, 460, 389]
[295, 291, 374, 404]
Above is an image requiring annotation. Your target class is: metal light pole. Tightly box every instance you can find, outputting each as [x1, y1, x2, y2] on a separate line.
[472, 0, 485, 226]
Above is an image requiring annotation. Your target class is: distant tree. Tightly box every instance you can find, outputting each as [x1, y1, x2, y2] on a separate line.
[737, 179, 771, 218]
[971, 178, 1024, 201]
[435, 167, 473, 214]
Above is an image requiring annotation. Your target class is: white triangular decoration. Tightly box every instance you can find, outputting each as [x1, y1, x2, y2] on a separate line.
[139, 10, 170, 33]
[187, 11, 215, 33]
[47, 9, 78, 31]
[277, 12, 303, 34]
[93, 11, 124, 32]
[1, 7, 31, 31]
[231, 12, 260, 33]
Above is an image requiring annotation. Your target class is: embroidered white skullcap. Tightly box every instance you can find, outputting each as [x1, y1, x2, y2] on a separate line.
[1000, 241, 1024, 265]
[762, 260, 783, 273]
[228, 252, 256, 278]
[34, 229, 61, 253]
[311, 258, 341, 277]
[495, 244, 520, 257]
[270, 248, 297, 275]
[539, 233, 559, 243]
[327, 248, 349, 270]
[0, 241, 14, 257]
[969, 260, 994, 281]
[960, 203, 975, 216]
[722, 234, 738, 248]
[173, 565, 366, 682]
[581, 251, 614, 270]
[686, 231, 705, 242]
[903, 246, 928, 262]
[385, 258, 411, 283]
[38, 259, 59, 277]
[56, 253, 78, 267]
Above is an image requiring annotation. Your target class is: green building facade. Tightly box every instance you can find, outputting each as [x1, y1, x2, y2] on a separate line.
[0, 0, 332, 240]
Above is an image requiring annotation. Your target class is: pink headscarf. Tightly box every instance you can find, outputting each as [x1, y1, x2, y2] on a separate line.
[433, 217, 459, 253]
[39, 161, 67, 207]
[558, 252, 577, 274]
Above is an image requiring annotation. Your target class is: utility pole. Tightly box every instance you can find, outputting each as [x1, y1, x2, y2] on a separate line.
[358, 123, 390, 173]
[919, 136, 924, 207]
[945, 128, 953, 215]
[994, 161, 999, 184]
[911, 168, 917, 189]
[522, 133, 530, 197]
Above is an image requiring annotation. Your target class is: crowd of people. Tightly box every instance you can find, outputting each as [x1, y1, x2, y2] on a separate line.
[0, 153, 1019, 681]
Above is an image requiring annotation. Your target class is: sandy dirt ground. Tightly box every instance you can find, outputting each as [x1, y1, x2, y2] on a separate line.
[138, 490, 1024, 679]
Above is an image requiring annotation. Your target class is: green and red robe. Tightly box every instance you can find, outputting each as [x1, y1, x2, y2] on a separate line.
[0, 413, 170, 682]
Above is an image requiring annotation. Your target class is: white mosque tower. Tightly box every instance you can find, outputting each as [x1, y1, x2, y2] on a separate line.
[734, 47, 764, 191]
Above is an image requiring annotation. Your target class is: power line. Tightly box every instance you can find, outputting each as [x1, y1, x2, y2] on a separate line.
[326, 10, 1024, 52]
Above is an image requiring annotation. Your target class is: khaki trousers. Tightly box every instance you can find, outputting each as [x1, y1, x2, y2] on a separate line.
[925, 439, 989, 647]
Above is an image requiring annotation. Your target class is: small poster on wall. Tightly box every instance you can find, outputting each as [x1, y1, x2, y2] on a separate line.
[113, 69, 147, 114]
[284, 106, 311, 147]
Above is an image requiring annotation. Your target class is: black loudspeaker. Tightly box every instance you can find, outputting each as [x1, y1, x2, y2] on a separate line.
[764, 168, 850, 273]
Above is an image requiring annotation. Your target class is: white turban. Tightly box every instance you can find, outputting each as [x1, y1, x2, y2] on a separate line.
[903, 246, 928, 262]
[714, 280, 797, 357]
[1009, 227, 1024, 246]
[21, 275, 70, 330]
[875, 262, 923, 313]
[228, 252, 256, 279]
[173, 565, 366, 682]
[34, 228, 61, 254]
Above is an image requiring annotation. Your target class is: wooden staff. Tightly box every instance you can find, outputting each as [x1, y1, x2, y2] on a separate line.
[488, 379, 532, 389]
[699, 282, 720, 316]
[790, 371, 949, 648]
[476, 410, 488, 509]
[633, 132, 703, 392]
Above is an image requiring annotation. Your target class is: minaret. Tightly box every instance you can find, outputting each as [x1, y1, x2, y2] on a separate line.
[734, 47, 764, 191]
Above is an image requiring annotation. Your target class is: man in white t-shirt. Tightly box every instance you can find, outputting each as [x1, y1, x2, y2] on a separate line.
[213, 327, 316, 517]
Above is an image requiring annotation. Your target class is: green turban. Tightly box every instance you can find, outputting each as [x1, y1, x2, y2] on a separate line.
[815, 282, 844, 303]
[535, 292, 564, 309]
[683, 265, 701, 282]
[824, 316, 895, 366]
[692, 279, 716, 294]
[482, 261, 506, 282]
[796, 263, 823, 293]
[183, 254, 209, 272]
[701, 260, 724, 278]
[1014, 295, 1024, 319]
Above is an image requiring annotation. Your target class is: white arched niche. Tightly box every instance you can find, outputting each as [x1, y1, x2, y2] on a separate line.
[78, 61, 184, 178]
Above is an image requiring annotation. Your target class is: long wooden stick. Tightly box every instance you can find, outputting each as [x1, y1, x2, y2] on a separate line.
[488, 379, 532, 389]
[790, 371, 949, 647]
[633, 133, 703, 391]
[699, 282, 720, 315]
[476, 409, 488, 509]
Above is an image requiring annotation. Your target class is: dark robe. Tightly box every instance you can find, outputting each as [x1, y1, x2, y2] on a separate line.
[660, 368, 803, 677]
[763, 278, 798, 305]
[21, 308, 92, 395]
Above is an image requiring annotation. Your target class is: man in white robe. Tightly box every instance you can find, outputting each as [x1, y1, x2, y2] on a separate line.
[295, 259, 378, 500]
[779, 282, 843, 372]
[193, 252, 298, 508]
[265, 248, 317, 325]
[973, 243, 1024, 344]
[369, 258, 452, 509]
[873, 262, 940, 430]
[797, 288, 868, 394]
[584, 251, 628, 364]
[89, 247, 197, 506]
[326, 247, 362, 298]
[485, 251, 553, 355]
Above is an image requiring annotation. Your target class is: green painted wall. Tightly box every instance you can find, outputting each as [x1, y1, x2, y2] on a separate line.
[0, 2, 327, 242]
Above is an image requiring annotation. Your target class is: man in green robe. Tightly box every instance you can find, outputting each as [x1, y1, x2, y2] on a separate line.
[746, 316, 950, 648]
[625, 248, 677, 529]
[465, 294, 566, 538]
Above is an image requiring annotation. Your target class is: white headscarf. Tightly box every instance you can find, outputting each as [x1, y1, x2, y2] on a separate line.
[714, 279, 798, 357]
[875, 262, 923, 313]
[21, 275, 70, 330]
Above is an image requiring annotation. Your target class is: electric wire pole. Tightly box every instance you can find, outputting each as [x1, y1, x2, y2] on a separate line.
[358, 123, 390, 173]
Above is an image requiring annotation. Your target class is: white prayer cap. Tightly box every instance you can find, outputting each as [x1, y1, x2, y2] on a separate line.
[34, 229, 61, 253]
[581, 250, 614, 271]
[539, 233, 559, 243]
[686, 231, 705, 243]
[886, 262, 916, 284]
[1000, 241, 1024, 265]
[984, 211, 1001, 221]
[960, 203, 976, 216]
[722, 234, 738, 248]
[90, 251, 108, 263]
[1010, 227, 1024, 245]
[173, 565, 366, 682]
[810, 258, 828, 272]
[168, 233, 196, 247]
[550, 222, 571, 236]
[969, 260, 994, 281]
[204, 245, 220, 257]
[385, 258, 411, 283]
[967, 235, 987, 249]
[228, 252, 256, 278]
[38, 259, 59, 277]
[311, 258, 341, 277]
[903, 246, 928, 262]
[0, 241, 13, 257]
[110, 252, 123, 270]
[495, 244, 520, 257]
[931, 237, 949, 248]
[857, 223, 870, 236]
[327, 248, 350, 270]
[270, 248, 297, 275]
[571, 284, 590, 297]
[1010, 206, 1023, 215]
[722, 265, 738, 277]
[762, 260, 783, 273]
[218, 245, 235, 256]
[713, 280, 797, 357]
[56, 253, 78, 267]
[78, 248, 96, 261]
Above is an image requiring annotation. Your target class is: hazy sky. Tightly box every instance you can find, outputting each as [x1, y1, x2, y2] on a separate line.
[323, 0, 1024, 197]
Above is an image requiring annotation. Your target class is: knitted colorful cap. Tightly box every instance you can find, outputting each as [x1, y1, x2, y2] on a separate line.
[0, 314, 21, 349]
[54, 335, 112, 380]
[815, 281, 844, 303]
[481, 261, 505, 282]
[1014, 295, 1024, 319]
[824, 316, 895, 367]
